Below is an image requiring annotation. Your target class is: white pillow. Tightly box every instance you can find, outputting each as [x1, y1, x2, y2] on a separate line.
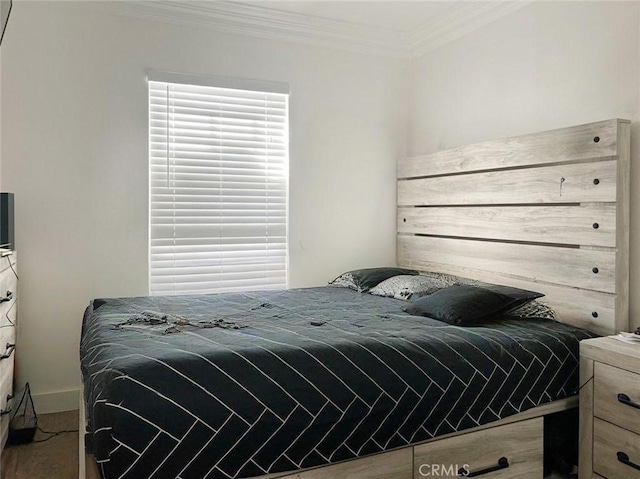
[369, 273, 463, 301]
[505, 300, 557, 320]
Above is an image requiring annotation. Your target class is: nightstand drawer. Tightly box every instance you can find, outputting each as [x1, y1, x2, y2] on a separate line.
[413, 418, 543, 478]
[594, 362, 640, 434]
[594, 418, 640, 479]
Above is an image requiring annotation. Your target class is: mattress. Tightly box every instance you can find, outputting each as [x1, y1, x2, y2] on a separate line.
[80, 287, 596, 479]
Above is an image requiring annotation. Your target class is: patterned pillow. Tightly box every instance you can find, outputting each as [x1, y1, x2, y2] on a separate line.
[504, 300, 557, 320]
[329, 267, 419, 292]
[369, 273, 463, 301]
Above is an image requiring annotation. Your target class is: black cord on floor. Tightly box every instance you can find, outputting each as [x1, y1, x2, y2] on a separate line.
[32, 425, 79, 443]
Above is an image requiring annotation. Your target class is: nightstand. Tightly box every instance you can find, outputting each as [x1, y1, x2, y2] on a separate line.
[579, 337, 640, 479]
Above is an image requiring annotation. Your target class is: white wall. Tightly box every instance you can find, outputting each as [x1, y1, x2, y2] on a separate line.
[1, 2, 409, 412]
[7, 0, 640, 414]
[410, 1, 640, 327]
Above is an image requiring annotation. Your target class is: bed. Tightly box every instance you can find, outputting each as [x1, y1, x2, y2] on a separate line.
[80, 118, 631, 479]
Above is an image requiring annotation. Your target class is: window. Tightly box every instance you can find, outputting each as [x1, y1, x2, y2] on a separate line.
[148, 71, 289, 295]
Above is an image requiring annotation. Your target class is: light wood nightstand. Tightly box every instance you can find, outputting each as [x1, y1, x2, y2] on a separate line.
[580, 337, 640, 479]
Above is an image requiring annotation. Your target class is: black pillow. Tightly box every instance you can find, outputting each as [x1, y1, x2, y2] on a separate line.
[330, 267, 419, 292]
[479, 283, 544, 309]
[402, 284, 543, 325]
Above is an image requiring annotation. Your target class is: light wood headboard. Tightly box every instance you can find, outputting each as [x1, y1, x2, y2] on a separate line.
[397, 119, 630, 336]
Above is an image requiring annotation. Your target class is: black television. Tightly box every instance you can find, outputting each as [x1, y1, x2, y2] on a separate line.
[0, 0, 10, 47]
[0, 193, 14, 250]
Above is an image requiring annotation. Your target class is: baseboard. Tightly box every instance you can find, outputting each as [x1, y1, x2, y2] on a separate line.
[32, 388, 80, 414]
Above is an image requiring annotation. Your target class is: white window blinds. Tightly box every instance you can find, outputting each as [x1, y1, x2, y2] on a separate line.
[148, 74, 289, 295]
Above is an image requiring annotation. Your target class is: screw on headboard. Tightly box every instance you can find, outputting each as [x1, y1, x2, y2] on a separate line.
[593, 136, 600, 143]
[592, 223, 599, 229]
[593, 178, 600, 185]
[592, 267, 599, 274]
[592, 312, 599, 318]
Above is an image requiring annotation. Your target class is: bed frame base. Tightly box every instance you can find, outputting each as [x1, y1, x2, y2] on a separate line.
[79, 386, 576, 479]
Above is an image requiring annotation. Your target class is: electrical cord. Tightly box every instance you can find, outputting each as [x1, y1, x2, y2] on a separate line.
[6, 255, 18, 281]
[32, 425, 79, 443]
[571, 375, 593, 396]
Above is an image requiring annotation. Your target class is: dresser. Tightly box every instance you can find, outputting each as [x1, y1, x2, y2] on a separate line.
[0, 252, 17, 454]
[580, 337, 640, 479]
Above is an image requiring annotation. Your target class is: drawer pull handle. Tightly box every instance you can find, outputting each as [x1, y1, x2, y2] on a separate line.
[0, 393, 13, 417]
[0, 343, 15, 360]
[618, 393, 640, 410]
[617, 452, 640, 471]
[0, 291, 13, 303]
[457, 457, 509, 477]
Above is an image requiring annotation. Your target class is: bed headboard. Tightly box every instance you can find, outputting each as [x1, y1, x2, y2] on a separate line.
[397, 119, 630, 336]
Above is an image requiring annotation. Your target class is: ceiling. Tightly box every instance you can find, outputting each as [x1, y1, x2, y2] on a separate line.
[92, 0, 531, 58]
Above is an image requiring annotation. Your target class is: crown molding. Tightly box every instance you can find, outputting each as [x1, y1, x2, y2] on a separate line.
[84, 0, 532, 60]
[86, 0, 409, 58]
[408, 1, 532, 58]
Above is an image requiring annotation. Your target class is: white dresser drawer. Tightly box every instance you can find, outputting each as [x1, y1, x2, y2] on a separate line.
[0, 358, 13, 450]
[0, 322, 15, 352]
[413, 418, 543, 479]
[0, 257, 17, 327]
[0, 322, 16, 393]
[594, 418, 640, 479]
[0, 338, 15, 403]
[0, 254, 17, 293]
[594, 362, 640, 435]
[0, 252, 16, 456]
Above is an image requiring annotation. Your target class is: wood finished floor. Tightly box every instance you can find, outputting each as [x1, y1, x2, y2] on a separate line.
[1, 410, 78, 479]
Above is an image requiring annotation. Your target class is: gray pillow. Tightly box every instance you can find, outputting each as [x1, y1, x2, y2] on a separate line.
[369, 272, 463, 300]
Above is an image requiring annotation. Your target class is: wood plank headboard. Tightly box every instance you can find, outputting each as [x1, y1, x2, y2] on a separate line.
[397, 119, 630, 336]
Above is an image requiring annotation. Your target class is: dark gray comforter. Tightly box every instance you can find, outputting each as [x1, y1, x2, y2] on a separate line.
[80, 287, 595, 479]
